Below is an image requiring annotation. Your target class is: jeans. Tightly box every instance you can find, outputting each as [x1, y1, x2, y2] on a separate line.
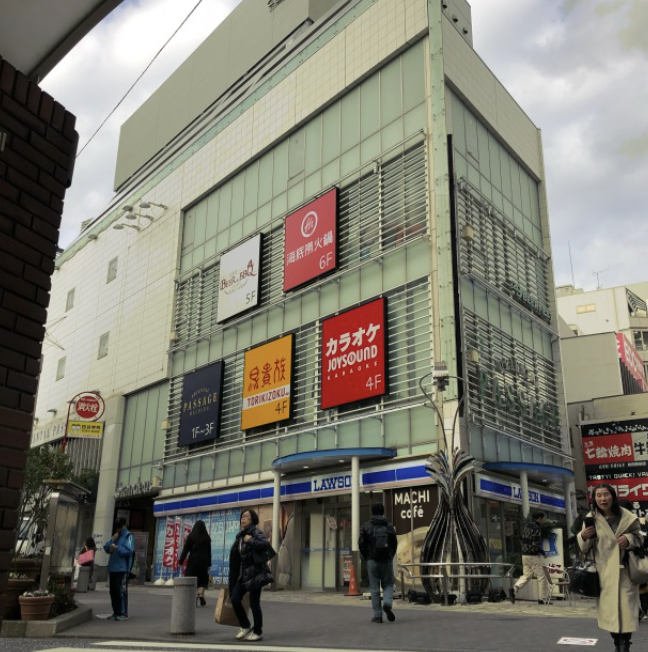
[367, 559, 394, 619]
[109, 571, 129, 616]
[231, 580, 263, 635]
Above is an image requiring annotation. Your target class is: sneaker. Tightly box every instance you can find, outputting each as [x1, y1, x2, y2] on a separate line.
[115, 615, 128, 621]
[371, 616, 383, 623]
[236, 627, 253, 640]
[382, 604, 395, 622]
[244, 632, 263, 642]
[107, 614, 118, 620]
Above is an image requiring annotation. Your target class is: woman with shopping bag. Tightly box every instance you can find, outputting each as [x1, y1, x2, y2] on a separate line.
[578, 484, 642, 652]
[228, 509, 275, 642]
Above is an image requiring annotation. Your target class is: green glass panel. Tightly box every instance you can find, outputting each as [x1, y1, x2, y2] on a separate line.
[341, 146, 360, 177]
[382, 119, 403, 152]
[261, 442, 276, 470]
[384, 411, 410, 445]
[244, 162, 259, 216]
[477, 122, 490, 178]
[340, 88, 359, 153]
[319, 282, 339, 316]
[360, 133, 380, 165]
[267, 306, 284, 338]
[187, 458, 200, 484]
[488, 133, 502, 190]
[273, 140, 289, 196]
[272, 192, 287, 217]
[229, 449, 243, 476]
[360, 74, 379, 140]
[228, 220, 242, 247]
[193, 243, 205, 267]
[411, 406, 435, 444]
[245, 444, 262, 474]
[380, 58, 402, 127]
[360, 264, 382, 299]
[510, 160, 522, 210]
[301, 290, 320, 323]
[196, 340, 209, 366]
[321, 103, 340, 164]
[340, 269, 361, 307]
[218, 184, 232, 232]
[383, 249, 407, 290]
[209, 336, 223, 362]
[257, 202, 272, 229]
[402, 41, 425, 113]
[204, 237, 217, 262]
[338, 420, 360, 448]
[287, 181, 305, 211]
[404, 104, 426, 138]
[242, 213, 256, 238]
[304, 117, 322, 176]
[305, 172, 321, 198]
[360, 417, 382, 447]
[322, 160, 339, 188]
[258, 153, 273, 206]
[206, 194, 218, 240]
[317, 428, 336, 450]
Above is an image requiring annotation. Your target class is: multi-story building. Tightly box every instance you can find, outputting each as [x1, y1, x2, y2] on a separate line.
[34, 0, 572, 589]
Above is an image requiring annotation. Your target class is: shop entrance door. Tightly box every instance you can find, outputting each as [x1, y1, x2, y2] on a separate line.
[300, 500, 352, 591]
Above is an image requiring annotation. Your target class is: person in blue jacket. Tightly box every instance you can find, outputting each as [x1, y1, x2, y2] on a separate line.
[103, 517, 135, 620]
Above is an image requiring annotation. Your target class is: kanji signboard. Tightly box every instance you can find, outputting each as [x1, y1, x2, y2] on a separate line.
[582, 418, 648, 516]
[321, 298, 386, 409]
[284, 188, 337, 291]
[242, 334, 293, 429]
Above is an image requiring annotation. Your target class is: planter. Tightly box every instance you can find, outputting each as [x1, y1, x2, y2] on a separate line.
[19, 595, 55, 621]
[3, 578, 36, 620]
[11, 557, 42, 581]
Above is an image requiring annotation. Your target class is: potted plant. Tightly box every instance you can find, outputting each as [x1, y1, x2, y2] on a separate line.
[2, 573, 36, 620]
[18, 589, 55, 621]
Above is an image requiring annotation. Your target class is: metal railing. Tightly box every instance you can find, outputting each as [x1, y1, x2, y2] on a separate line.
[397, 562, 516, 606]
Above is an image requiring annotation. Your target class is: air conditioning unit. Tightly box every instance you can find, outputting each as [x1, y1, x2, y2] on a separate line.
[151, 476, 162, 488]
[461, 224, 474, 243]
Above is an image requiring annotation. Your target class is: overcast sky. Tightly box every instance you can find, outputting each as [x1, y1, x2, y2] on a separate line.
[42, 0, 647, 292]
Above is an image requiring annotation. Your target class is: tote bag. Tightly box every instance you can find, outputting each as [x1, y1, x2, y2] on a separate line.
[628, 548, 648, 585]
[78, 550, 95, 566]
[214, 588, 250, 626]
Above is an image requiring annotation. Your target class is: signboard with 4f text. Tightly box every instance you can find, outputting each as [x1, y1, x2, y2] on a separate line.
[321, 298, 386, 409]
[178, 361, 224, 447]
[217, 234, 261, 322]
[242, 334, 293, 429]
[283, 188, 337, 291]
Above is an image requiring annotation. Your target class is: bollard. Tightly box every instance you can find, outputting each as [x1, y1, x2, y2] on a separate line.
[170, 576, 196, 635]
[76, 566, 91, 593]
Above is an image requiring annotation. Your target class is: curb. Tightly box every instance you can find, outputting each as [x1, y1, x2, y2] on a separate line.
[0, 603, 93, 638]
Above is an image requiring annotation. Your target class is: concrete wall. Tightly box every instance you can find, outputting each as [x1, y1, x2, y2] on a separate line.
[0, 54, 78, 623]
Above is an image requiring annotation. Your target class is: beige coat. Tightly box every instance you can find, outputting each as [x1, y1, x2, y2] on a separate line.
[577, 507, 642, 633]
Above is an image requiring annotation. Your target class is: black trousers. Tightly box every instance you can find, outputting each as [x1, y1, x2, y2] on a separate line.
[109, 571, 129, 616]
[231, 580, 262, 634]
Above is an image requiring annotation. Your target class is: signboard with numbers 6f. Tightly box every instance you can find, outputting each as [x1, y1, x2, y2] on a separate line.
[242, 334, 293, 429]
[321, 298, 387, 409]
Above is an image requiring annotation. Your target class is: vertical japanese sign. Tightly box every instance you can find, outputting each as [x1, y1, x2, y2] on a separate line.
[321, 298, 387, 409]
[582, 418, 648, 516]
[162, 516, 176, 572]
[616, 333, 648, 392]
[178, 361, 224, 447]
[217, 234, 261, 322]
[241, 334, 293, 429]
[283, 188, 338, 291]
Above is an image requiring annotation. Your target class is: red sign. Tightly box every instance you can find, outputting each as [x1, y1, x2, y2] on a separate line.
[321, 298, 386, 409]
[75, 393, 104, 420]
[616, 333, 648, 391]
[583, 433, 634, 465]
[283, 188, 337, 291]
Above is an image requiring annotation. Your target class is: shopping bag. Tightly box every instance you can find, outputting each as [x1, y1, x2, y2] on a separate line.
[628, 548, 648, 585]
[214, 588, 250, 626]
[78, 550, 95, 567]
[568, 556, 600, 597]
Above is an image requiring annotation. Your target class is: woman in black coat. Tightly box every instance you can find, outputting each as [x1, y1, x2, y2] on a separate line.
[228, 509, 274, 642]
[179, 520, 212, 606]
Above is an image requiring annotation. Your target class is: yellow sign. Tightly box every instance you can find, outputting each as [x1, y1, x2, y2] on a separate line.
[67, 421, 104, 438]
[242, 334, 293, 429]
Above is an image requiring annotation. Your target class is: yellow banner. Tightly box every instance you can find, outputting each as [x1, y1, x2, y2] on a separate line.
[67, 421, 104, 438]
[242, 334, 293, 429]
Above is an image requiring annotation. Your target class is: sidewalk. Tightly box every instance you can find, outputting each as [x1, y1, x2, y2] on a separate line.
[59, 583, 648, 652]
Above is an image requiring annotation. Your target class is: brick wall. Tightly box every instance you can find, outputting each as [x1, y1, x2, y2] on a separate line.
[0, 54, 78, 623]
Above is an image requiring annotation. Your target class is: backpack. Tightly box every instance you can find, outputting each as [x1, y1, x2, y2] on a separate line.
[371, 524, 392, 561]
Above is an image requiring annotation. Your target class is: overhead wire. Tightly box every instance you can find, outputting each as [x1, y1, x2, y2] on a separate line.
[76, 0, 206, 159]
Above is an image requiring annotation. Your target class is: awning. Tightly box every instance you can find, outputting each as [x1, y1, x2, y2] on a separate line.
[482, 461, 574, 488]
[272, 447, 395, 474]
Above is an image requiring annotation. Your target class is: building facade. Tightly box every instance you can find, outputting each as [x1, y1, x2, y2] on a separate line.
[34, 0, 572, 590]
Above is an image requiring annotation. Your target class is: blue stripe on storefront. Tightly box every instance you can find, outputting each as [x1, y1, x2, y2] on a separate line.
[362, 469, 395, 485]
[541, 494, 565, 508]
[396, 465, 428, 481]
[481, 479, 513, 498]
[283, 481, 312, 496]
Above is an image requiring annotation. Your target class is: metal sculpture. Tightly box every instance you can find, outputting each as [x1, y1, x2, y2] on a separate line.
[418, 368, 489, 600]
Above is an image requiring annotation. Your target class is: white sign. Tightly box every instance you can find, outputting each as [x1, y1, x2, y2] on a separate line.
[557, 637, 597, 646]
[217, 234, 261, 322]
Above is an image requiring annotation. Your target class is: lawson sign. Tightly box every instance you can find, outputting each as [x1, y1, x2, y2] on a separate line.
[475, 472, 565, 513]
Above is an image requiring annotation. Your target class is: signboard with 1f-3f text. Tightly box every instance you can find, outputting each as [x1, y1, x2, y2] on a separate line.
[178, 361, 224, 447]
[242, 334, 293, 429]
[321, 298, 387, 409]
[283, 188, 337, 291]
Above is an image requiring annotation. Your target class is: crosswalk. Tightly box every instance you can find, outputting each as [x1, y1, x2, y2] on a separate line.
[38, 643, 416, 652]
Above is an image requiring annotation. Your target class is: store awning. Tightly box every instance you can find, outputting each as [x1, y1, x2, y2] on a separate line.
[272, 447, 395, 474]
[482, 461, 574, 487]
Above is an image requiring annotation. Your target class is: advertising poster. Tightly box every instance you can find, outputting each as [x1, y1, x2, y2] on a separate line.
[153, 518, 167, 581]
[209, 512, 226, 585]
[178, 361, 224, 447]
[321, 298, 387, 409]
[284, 188, 338, 291]
[616, 333, 648, 391]
[241, 334, 293, 429]
[582, 418, 648, 516]
[217, 234, 261, 322]
[66, 421, 104, 438]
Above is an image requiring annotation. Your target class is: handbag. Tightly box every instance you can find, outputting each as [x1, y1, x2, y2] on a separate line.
[569, 551, 600, 598]
[214, 587, 250, 626]
[78, 550, 95, 567]
[252, 542, 276, 565]
[128, 557, 139, 581]
[627, 548, 648, 585]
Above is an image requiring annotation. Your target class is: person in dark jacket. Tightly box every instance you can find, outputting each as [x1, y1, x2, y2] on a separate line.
[103, 517, 134, 621]
[228, 509, 274, 642]
[179, 519, 212, 606]
[359, 502, 398, 623]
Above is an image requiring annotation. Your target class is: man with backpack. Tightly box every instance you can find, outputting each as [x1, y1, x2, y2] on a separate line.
[359, 502, 398, 623]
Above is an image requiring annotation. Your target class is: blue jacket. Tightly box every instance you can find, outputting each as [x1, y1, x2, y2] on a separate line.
[103, 528, 135, 573]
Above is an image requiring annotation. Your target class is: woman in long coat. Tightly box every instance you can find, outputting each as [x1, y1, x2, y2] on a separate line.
[179, 520, 212, 606]
[228, 509, 274, 642]
[578, 483, 642, 652]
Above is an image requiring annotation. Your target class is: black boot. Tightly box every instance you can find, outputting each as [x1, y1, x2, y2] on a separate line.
[621, 640, 632, 652]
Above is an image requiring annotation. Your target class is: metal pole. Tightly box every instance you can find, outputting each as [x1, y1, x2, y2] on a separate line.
[520, 471, 530, 518]
[272, 471, 281, 554]
[351, 455, 360, 573]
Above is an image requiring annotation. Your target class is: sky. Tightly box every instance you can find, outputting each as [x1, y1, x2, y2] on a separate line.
[42, 0, 648, 292]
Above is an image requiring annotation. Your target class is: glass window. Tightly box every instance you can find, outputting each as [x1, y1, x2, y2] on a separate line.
[65, 288, 75, 312]
[56, 356, 66, 381]
[106, 257, 118, 283]
[98, 332, 109, 359]
[402, 41, 425, 113]
[360, 74, 379, 140]
[340, 89, 359, 153]
[380, 58, 402, 127]
[321, 103, 340, 164]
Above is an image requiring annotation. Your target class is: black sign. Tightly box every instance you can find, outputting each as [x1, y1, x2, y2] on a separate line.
[178, 361, 224, 447]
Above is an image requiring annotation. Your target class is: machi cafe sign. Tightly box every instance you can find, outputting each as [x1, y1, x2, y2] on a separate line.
[241, 334, 293, 429]
[178, 361, 224, 447]
[320, 297, 387, 409]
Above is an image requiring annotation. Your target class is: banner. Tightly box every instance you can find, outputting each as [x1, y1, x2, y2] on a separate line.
[67, 421, 103, 438]
[321, 298, 387, 409]
[284, 188, 337, 291]
[178, 361, 224, 447]
[241, 334, 293, 429]
[616, 333, 648, 391]
[582, 418, 648, 517]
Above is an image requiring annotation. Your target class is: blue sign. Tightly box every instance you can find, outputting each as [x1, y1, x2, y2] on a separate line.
[178, 361, 224, 447]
